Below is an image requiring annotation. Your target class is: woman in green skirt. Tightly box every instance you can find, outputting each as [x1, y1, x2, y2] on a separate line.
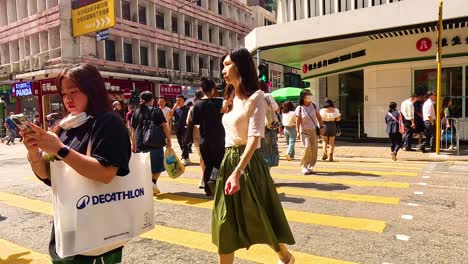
[213, 48, 295, 264]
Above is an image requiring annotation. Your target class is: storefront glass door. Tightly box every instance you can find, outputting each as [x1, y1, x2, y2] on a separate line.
[339, 70, 364, 122]
[414, 66, 466, 118]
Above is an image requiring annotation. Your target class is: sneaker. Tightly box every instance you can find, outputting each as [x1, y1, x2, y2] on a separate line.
[404, 147, 416, 151]
[153, 183, 161, 195]
[278, 254, 295, 264]
[285, 154, 291, 161]
[198, 179, 205, 189]
[391, 152, 397, 161]
[182, 159, 190, 166]
[302, 167, 313, 175]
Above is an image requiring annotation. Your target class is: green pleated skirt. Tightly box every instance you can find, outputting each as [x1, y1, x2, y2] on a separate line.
[212, 145, 295, 254]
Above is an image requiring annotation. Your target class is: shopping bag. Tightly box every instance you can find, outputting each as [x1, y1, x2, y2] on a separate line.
[163, 147, 185, 178]
[50, 153, 155, 258]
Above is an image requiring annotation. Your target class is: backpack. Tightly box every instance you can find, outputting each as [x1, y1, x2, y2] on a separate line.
[265, 96, 280, 130]
[387, 111, 406, 134]
[138, 108, 166, 149]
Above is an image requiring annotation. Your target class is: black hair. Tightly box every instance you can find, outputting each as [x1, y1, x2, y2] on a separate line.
[200, 77, 216, 95]
[224, 48, 259, 99]
[323, 98, 334, 108]
[298, 89, 312, 106]
[389, 102, 397, 111]
[442, 97, 451, 109]
[282, 101, 294, 113]
[177, 95, 186, 101]
[194, 88, 204, 101]
[139, 91, 154, 110]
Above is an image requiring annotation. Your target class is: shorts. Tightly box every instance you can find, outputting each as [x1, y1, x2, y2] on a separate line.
[149, 148, 165, 174]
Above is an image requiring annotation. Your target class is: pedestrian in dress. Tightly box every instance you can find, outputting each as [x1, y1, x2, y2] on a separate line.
[213, 48, 295, 264]
[385, 102, 403, 161]
[131, 91, 172, 195]
[192, 77, 225, 196]
[281, 101, 297, 161]
[295, 90, 324, 175]
[319, 98, 341, 162]
[19, 63, 131, 263]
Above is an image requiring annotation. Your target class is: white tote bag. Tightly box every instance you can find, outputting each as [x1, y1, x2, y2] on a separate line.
[50, 153, 154, 258]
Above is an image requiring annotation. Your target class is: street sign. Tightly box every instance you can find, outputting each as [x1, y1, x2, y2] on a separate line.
[123, 88, 132, 100]
[96, 29, 109, 41]
[72, 0, 115, 37]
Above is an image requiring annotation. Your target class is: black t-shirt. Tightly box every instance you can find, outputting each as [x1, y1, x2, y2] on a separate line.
[131, 106, 166, 152]
[173, 105, 189, 133]
[36, 111, 131, 260]
[192, 98, 225, 145]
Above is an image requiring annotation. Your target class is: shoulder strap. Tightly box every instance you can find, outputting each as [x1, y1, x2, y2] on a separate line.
[387, 112, 398, 121]
[303, 106, 318, 127]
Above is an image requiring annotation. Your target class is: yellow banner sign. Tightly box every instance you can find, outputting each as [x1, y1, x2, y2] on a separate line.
[72, 0, 115, 37]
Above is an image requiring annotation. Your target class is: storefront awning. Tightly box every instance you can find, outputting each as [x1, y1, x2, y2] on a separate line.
[246, 0, 468, 69]
[99, 71, 169, 82]
[14, 68, 64, 80]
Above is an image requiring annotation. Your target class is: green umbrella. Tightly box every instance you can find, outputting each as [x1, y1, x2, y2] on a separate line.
[271, 87, 304, 103]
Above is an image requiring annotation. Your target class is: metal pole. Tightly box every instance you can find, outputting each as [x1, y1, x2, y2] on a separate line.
[358, 108, 361, 139]
[436, 0, 443, 154]
[256, 49, 261, 75]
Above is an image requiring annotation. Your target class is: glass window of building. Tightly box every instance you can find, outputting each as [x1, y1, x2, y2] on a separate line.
[158, 49, 166, 68]
[105, 40, 116, 61]
[122, 1, 131, 20]
[173, 53, 180, 70]
[197, 25, 203, 40]
[209, 59, 214, 75]
[209, 28, 213, 43]
[218, 1, 222, 15]
[219, 32, 223, 46]
[197, 0, 201, 7]
[199, 57, 204, 69]
[156, 11, 165, 29]
[172, 17, 178, 33]
[185, 21, 191, 37]
[123, 43, 133, 64]
[264, 19, 273, 26]
[186, 55, 192, 72]
[414, 67, 465, 118]
[140, 46, 148, 66]
[138, 5, 147, 25]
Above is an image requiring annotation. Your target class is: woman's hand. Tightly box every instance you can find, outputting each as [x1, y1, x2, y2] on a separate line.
[19, 129, 39, 153]
[166, 137, 172, 148]
[27, 123, 64, 155]
[224, 171, 241, 195]
[320, 127, 325, 136]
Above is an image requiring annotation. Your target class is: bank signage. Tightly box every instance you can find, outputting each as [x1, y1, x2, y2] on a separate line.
[416, 38, 432, 52]
[417, 35, 468, 52]
[302, 49, 366, 74]
[14, 82, 33, 97]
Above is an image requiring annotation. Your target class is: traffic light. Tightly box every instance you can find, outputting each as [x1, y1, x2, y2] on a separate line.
[258, 63, 269, 83]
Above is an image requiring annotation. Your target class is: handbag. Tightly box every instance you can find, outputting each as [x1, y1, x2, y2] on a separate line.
[142, 108, 166, 148]
[302, 105, 320, 136]
[387, 111, 406, 134]
[50, 151, 154, 258]
[163, 147, 185, 178]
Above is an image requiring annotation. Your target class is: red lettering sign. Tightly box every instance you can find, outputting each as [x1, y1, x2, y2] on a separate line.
[159, 84, 181, 98]
[416, 38, 432, 52]
[302, 64, 308, 74]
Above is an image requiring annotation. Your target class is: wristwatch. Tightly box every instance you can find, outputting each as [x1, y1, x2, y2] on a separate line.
[57, 146, 71, 160]
[235, 167, 245, 176]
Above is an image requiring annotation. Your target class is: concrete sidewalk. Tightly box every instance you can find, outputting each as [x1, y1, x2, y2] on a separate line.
[277, 137, 468, 162]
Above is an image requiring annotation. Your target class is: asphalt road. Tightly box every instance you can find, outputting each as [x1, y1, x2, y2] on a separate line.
[0, 139, 467, 264]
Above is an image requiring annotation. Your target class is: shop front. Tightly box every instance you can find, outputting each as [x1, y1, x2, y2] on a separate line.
[12, 81, 41, 122]
[159, 84, 182, 107]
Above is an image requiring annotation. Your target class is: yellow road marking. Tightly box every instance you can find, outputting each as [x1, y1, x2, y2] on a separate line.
[142, 226, 356, 264]
[158, 178, 400, 205]
[184, 167, 411, 187]
[0, 239, 50, 264]
[276, 166, 418, 177]
[154, 194, 386, 233]
[0, 192, 355, 264]
[278, 161, 424, 171]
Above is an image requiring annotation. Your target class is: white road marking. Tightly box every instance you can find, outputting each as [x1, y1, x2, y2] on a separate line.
[407, 203, 419, 207]
[417, 182, 427, 186]
[422, 176, 431, 179]
[414, 191, 424, 195]
[401, 215, 414, 220]
[396, 234, 411, 241]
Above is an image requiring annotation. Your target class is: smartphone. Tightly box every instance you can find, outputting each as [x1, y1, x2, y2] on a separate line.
[10, 114, 32, 132]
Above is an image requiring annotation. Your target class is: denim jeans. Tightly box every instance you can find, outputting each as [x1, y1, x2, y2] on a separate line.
[284, 127, 297, 158]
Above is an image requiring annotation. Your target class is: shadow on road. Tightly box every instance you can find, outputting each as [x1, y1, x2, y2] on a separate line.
[0, 252, 33, 264]
[312, 171, 382, 177]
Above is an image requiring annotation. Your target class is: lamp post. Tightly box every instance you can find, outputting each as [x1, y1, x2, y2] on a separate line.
[177, 0, 199, 86]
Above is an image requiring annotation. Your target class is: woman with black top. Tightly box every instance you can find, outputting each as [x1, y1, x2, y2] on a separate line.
[192, 77, 225, 196]
[19, 64, 131, 263]
[131, 91, 172, 195]
[385, 102, 403, 161]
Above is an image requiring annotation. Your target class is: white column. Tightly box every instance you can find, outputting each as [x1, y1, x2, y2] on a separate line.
[319, 0, 324, 15]
[114, 0, 121, 18]
[0, 0, 7, 26]
[133, 39, 140, 64]
[37, 0, 45, 12]
[116, 36, 124, 62]
[288, 0, 294, 21]
[167, 47, 173, 69]
[213, 26, 220, 45]
[351, 0, 355, 10]
[194, 53, 199, 73]
[165, 9, 171, 31]
[27, 0, 37, 16]
[6, 0, 17, 24]
[180, 50, 186, 72]
[303, 0, 309, 18]
[334, 0, 339, 12]
[148, 2, 155, 27]
[0, 44, 9, 64]
[462, 66, 466, 118]
[178, 13, 185, 36]
[152, 43, 158, 67]
[18, 38, 25, 61]
[30, 33, 39, 57]
[96, 39, 105, 60]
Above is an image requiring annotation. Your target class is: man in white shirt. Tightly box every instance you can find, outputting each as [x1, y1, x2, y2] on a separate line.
[400, 94, 418, 151]
[158, 97, 172, 130]
[421, 91, 437, 153]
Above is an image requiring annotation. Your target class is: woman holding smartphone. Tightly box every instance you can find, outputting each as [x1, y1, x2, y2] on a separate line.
[20, 64, 131, 264]
[213, 48, 295, 264]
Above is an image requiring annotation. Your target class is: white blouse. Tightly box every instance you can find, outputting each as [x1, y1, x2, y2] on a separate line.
[319, 108, 341, 121]
[222, 90, 265, 148]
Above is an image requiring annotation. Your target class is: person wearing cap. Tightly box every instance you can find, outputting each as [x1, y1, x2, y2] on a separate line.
[319, 98, 341, 162]
[131, 91, 172, 195]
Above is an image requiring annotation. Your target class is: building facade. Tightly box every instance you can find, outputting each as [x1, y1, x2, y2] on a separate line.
[0, 0, 253, 124]
[246, 0, 468, 139]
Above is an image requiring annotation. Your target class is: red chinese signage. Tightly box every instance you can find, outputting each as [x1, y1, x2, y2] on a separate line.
[416, 38, 432, 52]
[302, 64, 308, 74]
[160, 84, 181, 98]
